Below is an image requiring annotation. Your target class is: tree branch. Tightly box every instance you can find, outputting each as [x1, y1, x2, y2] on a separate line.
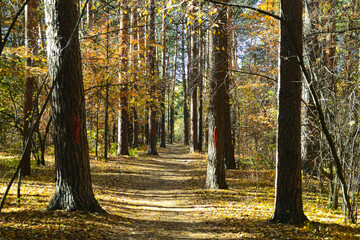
[204, 0, 283, 21]
[230, 69, 277, 83]
[0, 0, 30, 55]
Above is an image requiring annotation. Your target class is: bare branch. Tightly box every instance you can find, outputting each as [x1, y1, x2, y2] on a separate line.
[204, 0, 283, 21]
[230, 69, 277, 83]
[0, 0, 30, 55]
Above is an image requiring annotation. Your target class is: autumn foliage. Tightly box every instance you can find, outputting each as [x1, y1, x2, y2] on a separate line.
[1, 0, 360, 237]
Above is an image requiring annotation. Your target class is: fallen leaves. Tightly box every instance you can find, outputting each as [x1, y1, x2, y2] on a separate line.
[0, 144, 359, 239]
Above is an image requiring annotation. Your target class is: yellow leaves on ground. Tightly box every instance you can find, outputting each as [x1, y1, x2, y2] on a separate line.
[0, 144, 359, 239]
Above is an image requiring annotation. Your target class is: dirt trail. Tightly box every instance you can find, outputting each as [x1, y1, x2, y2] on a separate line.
[106, 144, 212, 239]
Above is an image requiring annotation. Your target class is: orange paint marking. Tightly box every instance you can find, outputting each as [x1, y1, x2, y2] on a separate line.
[72, 112, 81, 143]
[213, 127, 217, 149]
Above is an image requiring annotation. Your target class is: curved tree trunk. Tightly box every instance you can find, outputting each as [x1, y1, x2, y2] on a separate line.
[271, 0, 307, 224]
[45, 0, 105, 213]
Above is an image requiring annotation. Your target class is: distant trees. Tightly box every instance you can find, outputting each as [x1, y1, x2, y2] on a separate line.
[301, 0, 359, 223]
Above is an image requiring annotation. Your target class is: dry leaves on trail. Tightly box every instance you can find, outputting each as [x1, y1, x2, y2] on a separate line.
[0, 144, 359, 239]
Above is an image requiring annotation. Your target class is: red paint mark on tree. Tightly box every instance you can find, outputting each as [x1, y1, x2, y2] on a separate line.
[72, 112, 81, 143]
[213, 127, 217, 149]
[151, 126, 156, 136]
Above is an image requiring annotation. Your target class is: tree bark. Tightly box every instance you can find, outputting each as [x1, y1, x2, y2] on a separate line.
[45, 0, 104, 213]
[205, 1, 228, 190]
[131, 5, 139, 149]
[189, 0, 199, 153]
[22, 0, 39, 176]
[104, 48, 110, 159]
[147, 0, 158, 155]
[160, 9, 167, 148]
[182, 20, 189, 145]
[117, 4, 130, 156]
[198, 5, 203, 152]
[170, 35, 178, 144]
[271, 0, 307, 224]
[224, 6, 236, 169]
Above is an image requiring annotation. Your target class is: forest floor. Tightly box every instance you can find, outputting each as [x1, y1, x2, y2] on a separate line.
[0, 143, 359, 239]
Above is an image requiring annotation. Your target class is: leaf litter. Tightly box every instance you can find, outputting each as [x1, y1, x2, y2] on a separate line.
[0, 144, 359, 239]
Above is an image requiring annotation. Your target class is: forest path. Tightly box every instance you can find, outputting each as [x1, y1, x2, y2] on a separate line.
[102, 144, 212, 239]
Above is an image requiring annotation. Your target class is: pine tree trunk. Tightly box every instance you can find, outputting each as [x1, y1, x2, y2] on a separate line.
[45, 0, 105, 213]
[189, 0, 198, 152]
[103, 18, 110, 159]
[160, 9, 167, 148]
[198, 9, 203, 152]
[224, 6, 236, 169]
[22, 0, 39, 176]
[104, 75, 109, 159]
[271, 0, 307, 224]
[147, 0, 158, 155]
[182, 21, 189, 145]
[95, 101, 99, 157]
[170, 37, 178, 144]
[131, 6, 139, 149]
[117, 4, 129, 155]
[205, 1, 228, 190]
[133, 108, 139, 148]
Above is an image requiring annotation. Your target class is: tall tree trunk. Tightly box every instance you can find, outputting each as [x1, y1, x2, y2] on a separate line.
[22, 0, 39, 176]
[117, 4, 130, 155]
[271, 0, 307, 224]
[160, 9, 167, 148]
[197, 3, 203, 152]
[45, 0, 104, 213]
[133, 108, 139, 148]
[104, 17, 110, 159]
[104, 57, 109, 159]
[182, 20, 189, 145]
[189, 0, 198, 153]
[134, 4, 145, 149]
[224, 6, 236, 169]
[129, 5, 139, 149]
[205, 1, 228, 190]
[170, 36, 178, 144]
[147, 0, 158, 155]
[95, 100, 100, 157]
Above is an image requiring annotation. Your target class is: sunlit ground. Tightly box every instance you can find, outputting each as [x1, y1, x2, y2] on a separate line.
[0, 145, 359, 239]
